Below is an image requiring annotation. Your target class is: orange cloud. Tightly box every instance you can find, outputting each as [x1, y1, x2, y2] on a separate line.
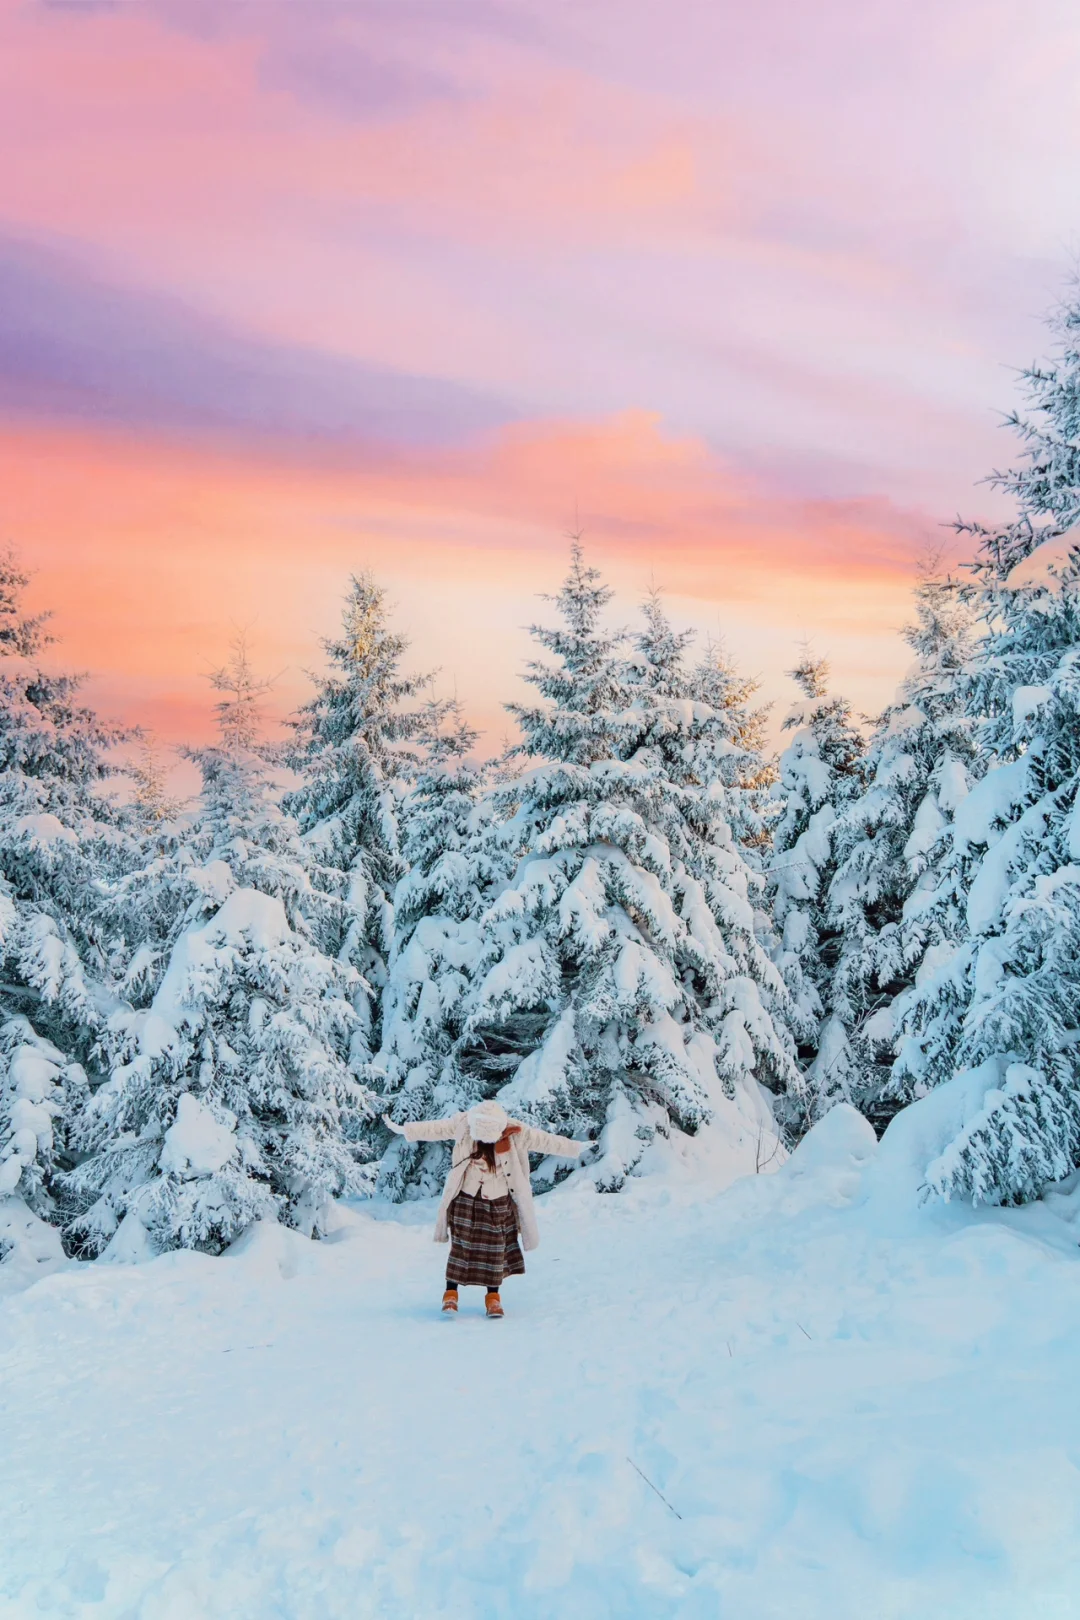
[0, 411, 930, 751]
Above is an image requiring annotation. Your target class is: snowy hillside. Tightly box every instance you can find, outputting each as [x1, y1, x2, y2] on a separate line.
[3, 1101, 1080, 1620]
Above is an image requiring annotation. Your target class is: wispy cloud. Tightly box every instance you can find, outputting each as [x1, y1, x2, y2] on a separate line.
[0, 233, 516, 448]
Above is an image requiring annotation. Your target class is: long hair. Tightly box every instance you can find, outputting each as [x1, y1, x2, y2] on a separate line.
[469, 1138, 498, 1171]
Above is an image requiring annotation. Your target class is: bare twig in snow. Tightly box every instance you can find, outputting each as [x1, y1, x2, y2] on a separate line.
[627, 1457, 683, 1520]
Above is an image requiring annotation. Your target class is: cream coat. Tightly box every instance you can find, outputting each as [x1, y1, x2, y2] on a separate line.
[400, 1113, 587, 1251]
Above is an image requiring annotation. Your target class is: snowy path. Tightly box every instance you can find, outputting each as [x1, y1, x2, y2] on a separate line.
[3, 1112, 1080, 1619]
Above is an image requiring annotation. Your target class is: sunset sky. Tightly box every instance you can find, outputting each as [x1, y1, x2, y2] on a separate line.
[3, 0, 1079, 756]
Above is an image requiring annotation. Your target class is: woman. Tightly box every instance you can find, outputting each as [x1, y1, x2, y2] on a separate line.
[384, 1099, 588, 1317]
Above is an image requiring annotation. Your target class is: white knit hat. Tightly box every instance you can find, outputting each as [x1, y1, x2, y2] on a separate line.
[466, 1100, 509, 1143]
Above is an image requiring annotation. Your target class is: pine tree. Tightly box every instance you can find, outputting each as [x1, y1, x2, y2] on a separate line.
[65, 640, 373, 1255]
[0, 552, 128, 1223]
[129, 735, 181, 832]
[460, 552, 796, 1188]
[685, 634, 778, 856]
[769, 651, 865, 1127]
[374, 699, 504, 1199]
[956, 287, 1080, 577]
[893, 285, 1080, 1204]
[894, 545, 1080, 1204]
[824, 570, 982, 1127]
[285, 574, 431, 1062]
[626, 594, 800, 1114]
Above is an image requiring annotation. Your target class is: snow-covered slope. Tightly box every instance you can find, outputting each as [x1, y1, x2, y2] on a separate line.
[2, 1106, 1080, 1619]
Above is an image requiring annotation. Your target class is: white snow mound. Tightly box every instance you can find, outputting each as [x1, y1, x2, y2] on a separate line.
[0, 1194, 68, 1297]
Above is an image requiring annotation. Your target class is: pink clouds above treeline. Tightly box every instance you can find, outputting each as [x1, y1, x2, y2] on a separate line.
[1, 0, 1077, 748]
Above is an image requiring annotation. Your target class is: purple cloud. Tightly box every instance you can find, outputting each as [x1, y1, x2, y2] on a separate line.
[41, 0, 555, 121]
[259, 39, 461, 121]
[0, 234, 516, 451]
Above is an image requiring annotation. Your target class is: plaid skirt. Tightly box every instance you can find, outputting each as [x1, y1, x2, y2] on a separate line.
[446, 1192, 525, 1286]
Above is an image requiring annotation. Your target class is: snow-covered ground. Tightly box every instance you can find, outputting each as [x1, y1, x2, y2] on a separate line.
[3, 1103, 1080, 1619]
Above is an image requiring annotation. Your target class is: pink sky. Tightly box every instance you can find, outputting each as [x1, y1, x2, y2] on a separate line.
[2, 0, 1077, 754]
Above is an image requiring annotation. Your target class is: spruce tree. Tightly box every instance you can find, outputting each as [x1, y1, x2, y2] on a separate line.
[825, 570, 982, 1127]
[626, 594, 800, 1118]
[374, 699, 504, 1199]
[285, 574, 430, 1062]
[895, 545, 1080, 1203]
[128, 735, 181, 833]
[0, 552, 128, 1223]
[956, 287, 1080, 576]
[65, 641, 373, 1255]
[461, 552, 796, 1188]
[893, 285, 1080, 1204]
[684, 633, 777, 856]
[769, 652, 865, 1127]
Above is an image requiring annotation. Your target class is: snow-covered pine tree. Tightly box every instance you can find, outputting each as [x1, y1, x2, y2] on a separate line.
[461, 552, 796, 1188]
[893, 538, 1080, 1205]
[769, 651, 865, 1128]
[955, 285, 1080, 577]
[683, 630, 777, 856]
[0, 551, 129, 1225]
[891, 285, 1080, 1203]
[128, 735, 181, 833]
[374, 699, 505, 1199]
[285, 574, 431, 1064]
[65, 639, 374, 1255]
[824, 569, 982, 1127]
[625, 592, 800, 1120]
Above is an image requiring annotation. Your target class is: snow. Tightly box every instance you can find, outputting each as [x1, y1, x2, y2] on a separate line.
[965, 802, 1048, 936]
[0, 1194, 66, 1296]
[4, 1119, 1080, 1617]
[937, 754, 970, 814]
[190, 859, 235, 903]
[206, 888, 292, 951]
[951, 756, 1030, 850]
[862, 1060, 1007, 1211]
[499, 1007, 576, 1114]
[11, 812, 78, 848]
[159, 1093, 238, 1179]
[139, 888, 294, 1053]
[902, 789, 945, 861]
[1011, 684, 1052, 727]
[1004, 526, 1080, 592]
[9, 1047, 61, 1102]
[100, 1210, 158, 1266]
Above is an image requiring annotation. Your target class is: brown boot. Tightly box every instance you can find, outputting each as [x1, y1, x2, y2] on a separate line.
[485, 1290, 504, 1319]
[441, 1288, 458, 1313]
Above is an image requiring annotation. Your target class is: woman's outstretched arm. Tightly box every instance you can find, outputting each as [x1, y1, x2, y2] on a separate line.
[517, 1126, 590, 1159]
[384, 1113, 462, 1143]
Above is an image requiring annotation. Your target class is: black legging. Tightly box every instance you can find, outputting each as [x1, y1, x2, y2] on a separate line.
[446, 1279, 498, 1291]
